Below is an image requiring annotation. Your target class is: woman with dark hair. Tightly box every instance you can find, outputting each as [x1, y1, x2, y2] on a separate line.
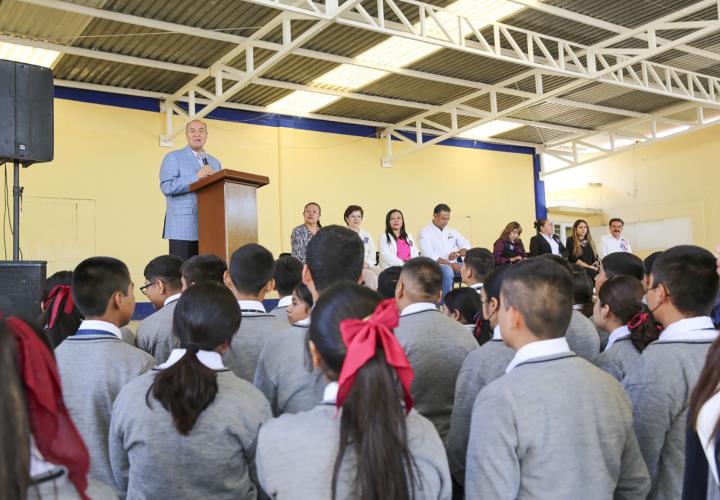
[593, 275, 661, 381]
[291, 202, 322, 263]
[0, 316, 115, 499]
[256, 284, 451, 499]
[570, 264, 595, 318]
[40, 271, 83, 348]
[529, 219, 566, 258]
[492, 221, 526, 266]
[344, 204, 381, 290]
[566, 219, 599, 278]
[109, 282, 271, 499]
[378, 209, 419, 269]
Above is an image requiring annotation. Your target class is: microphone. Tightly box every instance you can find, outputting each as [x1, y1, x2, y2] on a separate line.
[199, 151, 209, 166]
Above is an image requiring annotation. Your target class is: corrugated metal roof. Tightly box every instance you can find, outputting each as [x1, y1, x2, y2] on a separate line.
[495, 125, 576, 144]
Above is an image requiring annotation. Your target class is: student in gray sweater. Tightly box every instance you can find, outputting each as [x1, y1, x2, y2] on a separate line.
[466, 259, 650, 499]
[110, 282, 271, 499]
[223, 244, 284, 382]
[136, 254, 227, 363]
[270, 254, 303, 324]
[135, 255, 183, 362]
[256, 284, 451, 500]
[623, 245, 720, 500]
[254, 225, 365, 416]
[55, 257, 155, 487]
[593, 275, 660, 381]
[394, 257, 477, 440]
[446, 266, 513, 487]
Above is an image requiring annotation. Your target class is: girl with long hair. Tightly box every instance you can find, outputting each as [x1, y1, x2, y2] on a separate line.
[566, 219, 599, 278]
[109, 282, 271, 498]
[256, 284, 451, 499]
[378, 209, 419, 269]
[593, 275, 661, 381]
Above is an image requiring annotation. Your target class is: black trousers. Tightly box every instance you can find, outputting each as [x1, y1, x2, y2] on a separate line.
[169, 240, 199, 260]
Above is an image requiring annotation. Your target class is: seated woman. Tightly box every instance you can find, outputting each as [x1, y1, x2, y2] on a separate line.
[529, 219, 566, 258]
[378, 209, 419, 269]
[492, 221, 526, 266]
[566, 219, 599, 278]
[291, 202, 322, 263]
[593, 275, 661, 381]
[443, 288, 482, 336]
[256, 284, 451, 499]
[0, 315, 116, 499]
[109, 282, 271, 499]
[344, 204, 380, 290]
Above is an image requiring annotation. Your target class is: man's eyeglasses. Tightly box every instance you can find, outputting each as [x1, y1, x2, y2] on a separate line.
[140, 281, 159, 296]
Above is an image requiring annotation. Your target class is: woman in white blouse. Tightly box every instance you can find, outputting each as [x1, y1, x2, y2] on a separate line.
[344, 205, 380, 290]
[378, 209, 419, 269]
[529, 218, 566, 258]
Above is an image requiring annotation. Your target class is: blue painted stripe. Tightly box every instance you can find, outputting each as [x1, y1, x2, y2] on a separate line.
[53, 86, 535, 156]
[533, 153, 547, 220]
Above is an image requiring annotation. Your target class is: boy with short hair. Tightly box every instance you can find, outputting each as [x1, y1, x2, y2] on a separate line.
[461, 247, 494, 292]
[465, 259, 650, 499]
[55, 257, 155, 486]
[623, 245, 720, 500]
[223, 244, 281, 382]
[270, 254, 303, 322]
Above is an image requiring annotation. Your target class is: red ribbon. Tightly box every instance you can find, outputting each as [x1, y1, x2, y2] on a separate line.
[337, 299, 414, 413]
[627, 312, 648, 330]
[43, 286, 74, 329]
[8, 316, 90, 499]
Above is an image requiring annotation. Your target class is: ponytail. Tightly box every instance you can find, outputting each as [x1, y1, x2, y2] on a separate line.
[147, 344, 218, 435]
[627, 308, 661, 352]
[598, 275, 659, 352]
[334, 350, 416, 500]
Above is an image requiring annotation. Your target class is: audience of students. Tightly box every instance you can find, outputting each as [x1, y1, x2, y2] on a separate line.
[492, 221, 526, 266]
[291, 202, 322, 264]
[593, 275, 661, 381]
[270, 254, 303, 322]
[418, 204, 471, 297]
[624, 245, 719, 499]
[529, 218, 566, 258]
[378, 209, 419, 268]
[256, 284, 451, 499]
[566, 218, 599, 278]
[109, 282, 271, 498]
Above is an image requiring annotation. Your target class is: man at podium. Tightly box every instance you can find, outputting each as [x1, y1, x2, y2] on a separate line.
[160, 119, 222, 259]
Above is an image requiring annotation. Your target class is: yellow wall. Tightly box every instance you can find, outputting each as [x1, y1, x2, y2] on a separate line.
[12, 97, 536, 299]
[545, 125, 720, 256]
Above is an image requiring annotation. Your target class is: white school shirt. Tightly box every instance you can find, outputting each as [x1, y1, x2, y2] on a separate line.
[657, 316, 718, 343]
[599, 233, 632, 259]
[276, 295, 292, 308]
[378, 232, 419, 268]
[541, 233, 561, 255]
[159, 349, 226, 370]
[698, 390, 720, 484]
[506, 338, 572, 373]
[604, 325, 630, 351]
[493, 325, 502, 340]
[163, 293, 181, 307]
[469, 283, 483, 294]
[238, 300, 267, 315]
[358, 228, 377, 268]
[76, 320, 123, 339]
[417, 223, 470, 262]
[399, 302, 437, 316]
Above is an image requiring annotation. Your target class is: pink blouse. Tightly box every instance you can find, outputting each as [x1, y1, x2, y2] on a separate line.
[396, 238, 411, 262]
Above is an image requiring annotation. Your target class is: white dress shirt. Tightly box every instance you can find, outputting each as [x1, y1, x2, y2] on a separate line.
[76, 320, 123, 339]
[163, 293, 182, 307]
[541, 233, 561, 255]
[658, 316, 717, 343]
[399, 302, 438, 316]
[418, 223, 470, 262]
[276, 295, 292, 308]
[238, 300, 267, 315]
[358, 228, 377, 268]
[599, 233, 632, 259]
[492, 325, 502, 340]
[604, 325, 630, 351]
[159, 349, 226, 370]
[506, 338, 572, 373]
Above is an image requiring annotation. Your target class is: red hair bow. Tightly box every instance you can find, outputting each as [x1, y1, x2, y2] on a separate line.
[337, 299, 414, 413]
[43, 285, 74, 329]
[9, 316, 90, 498]
[627, 312, 648, 330]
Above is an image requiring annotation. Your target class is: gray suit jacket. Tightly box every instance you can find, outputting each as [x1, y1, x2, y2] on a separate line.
[160, 145, 221, 241]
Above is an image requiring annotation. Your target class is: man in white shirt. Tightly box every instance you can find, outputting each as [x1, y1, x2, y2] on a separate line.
[599, 218, 632, 260]
[418, 204, 471, 297]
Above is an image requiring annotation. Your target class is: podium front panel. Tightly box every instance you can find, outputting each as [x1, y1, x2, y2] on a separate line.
[224, 183, 259, 260]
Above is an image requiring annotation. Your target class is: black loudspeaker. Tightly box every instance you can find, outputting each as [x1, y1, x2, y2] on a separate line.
[0, 59, 54, 165]
[0, 261, 47, 321]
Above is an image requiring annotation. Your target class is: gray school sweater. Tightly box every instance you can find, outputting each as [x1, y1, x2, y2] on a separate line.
[623, 337, 715, 500]
[466, 354, 650, 499]
[109, 369, 271, 500]
[445, 338, 514, 485]
[394, 309, 478, 440]
[55, 334, 155, 486]
[256, 404, 452, 500]
[224, 312, 284, 383]
[565, 310, 601, 363]
[595, 335, 640, 381]
[254, 323, 326, 416]
[135, 300, 178, 363]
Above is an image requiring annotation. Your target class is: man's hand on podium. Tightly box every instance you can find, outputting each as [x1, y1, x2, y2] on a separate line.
[196, 166, 213, 179]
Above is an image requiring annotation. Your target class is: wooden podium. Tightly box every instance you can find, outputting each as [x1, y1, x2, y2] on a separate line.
[189, 169, 269, 262]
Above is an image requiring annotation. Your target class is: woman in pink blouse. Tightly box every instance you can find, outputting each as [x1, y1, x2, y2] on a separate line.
[378, 209, 419, 269]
